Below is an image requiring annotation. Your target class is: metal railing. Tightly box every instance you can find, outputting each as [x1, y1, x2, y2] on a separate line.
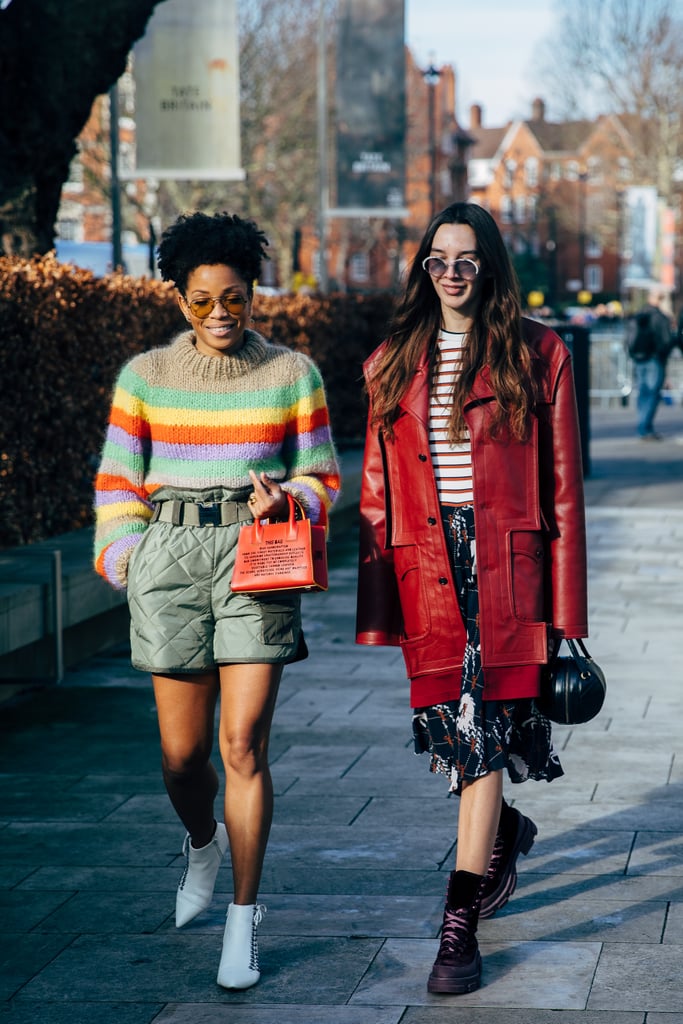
[589, 326, 683, 406]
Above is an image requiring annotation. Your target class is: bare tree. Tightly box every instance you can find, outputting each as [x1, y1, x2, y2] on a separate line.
[534, 0, 683, 200]
[0, 0, 166, 256]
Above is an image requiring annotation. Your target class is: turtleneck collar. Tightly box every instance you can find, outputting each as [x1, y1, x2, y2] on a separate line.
[171, 328, 271, 380]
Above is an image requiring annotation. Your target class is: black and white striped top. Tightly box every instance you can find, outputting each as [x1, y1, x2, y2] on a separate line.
[428, 330, 474, 506]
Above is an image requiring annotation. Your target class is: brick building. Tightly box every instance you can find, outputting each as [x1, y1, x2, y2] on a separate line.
[465, 97, 672, 307]
[57, 60, 678, 304]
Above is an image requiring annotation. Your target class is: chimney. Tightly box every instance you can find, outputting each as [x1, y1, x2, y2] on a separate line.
[470, 104, 482, 130]
[531, 97, 545, 122]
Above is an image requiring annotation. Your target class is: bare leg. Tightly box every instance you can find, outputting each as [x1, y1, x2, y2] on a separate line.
[218, 662, 283, 905]
[153, 671, 220, 848]
[455, 769, 503, 875]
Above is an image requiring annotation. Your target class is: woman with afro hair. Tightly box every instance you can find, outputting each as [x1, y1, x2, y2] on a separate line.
[94, 211, 340, 989]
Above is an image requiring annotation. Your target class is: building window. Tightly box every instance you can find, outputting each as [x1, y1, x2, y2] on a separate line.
[586, 234, 602, 258]
[118, 70, 136, 116]
[349, 252, 369, 283]
[585, 264, 603, 291]
[119, 141, 136, 175]
[56, 220, 80, 242]
[566, 160, 579, 182]
[617, 157, 632, 182]
[525, 157, 539, 187]
[515, 196, 526, 223]
[550, 161, 562, 182]
[500, 195, 512, 224]
[587, 156, 603, 184]
[513, 233, 527, 255]
[64, 157, 84, 192]
[528, 195, 537, 222]
[503, 159, 516, 189]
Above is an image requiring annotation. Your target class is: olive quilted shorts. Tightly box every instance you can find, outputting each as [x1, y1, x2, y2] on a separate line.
[126, 519, 303, 674]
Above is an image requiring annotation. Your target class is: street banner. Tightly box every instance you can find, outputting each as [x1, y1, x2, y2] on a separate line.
[621, 186, 658, 289]
[132, 0, 244, 180]
[658, 205, 675, 292]
[332, 0, 407, 217]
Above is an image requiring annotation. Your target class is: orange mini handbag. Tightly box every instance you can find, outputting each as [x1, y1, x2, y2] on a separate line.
[231, 493, 328, 593]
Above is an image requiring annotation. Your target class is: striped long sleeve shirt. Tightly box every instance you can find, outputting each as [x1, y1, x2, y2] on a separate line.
[428, 330, 474, 506]
[94, 330, 340, 590]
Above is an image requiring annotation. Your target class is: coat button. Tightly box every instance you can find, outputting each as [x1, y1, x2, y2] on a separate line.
[418, 453, 428, 461]
[438, 577, 448, 585]
[428, 517, 437, 525]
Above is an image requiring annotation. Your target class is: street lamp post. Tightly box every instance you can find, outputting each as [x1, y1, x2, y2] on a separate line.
[109, 83, 123, 271]
[423, 63, 441, 220]
[615, 188, 623, 303]
[578, 169, 588, 288]
[316, 0, 329, 294]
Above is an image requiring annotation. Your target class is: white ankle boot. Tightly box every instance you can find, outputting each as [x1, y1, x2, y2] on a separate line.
[216, 902, 266, 989]
[175, 822, 229, 928]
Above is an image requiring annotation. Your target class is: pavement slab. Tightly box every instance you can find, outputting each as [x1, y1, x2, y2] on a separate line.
[349, 937, 602, 1008]
[1, 404, 683, 1019]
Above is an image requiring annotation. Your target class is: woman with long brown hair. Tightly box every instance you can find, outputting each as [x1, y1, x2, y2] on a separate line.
[356, 202, 588, 994]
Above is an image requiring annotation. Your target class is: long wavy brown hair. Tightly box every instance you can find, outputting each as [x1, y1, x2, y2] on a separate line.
[368, 203, 538, 442]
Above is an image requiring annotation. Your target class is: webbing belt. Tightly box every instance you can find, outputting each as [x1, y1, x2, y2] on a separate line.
[150, 500, 252, 527]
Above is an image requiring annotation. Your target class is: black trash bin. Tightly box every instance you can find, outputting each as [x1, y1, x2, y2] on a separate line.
[552, 324, 591, 478]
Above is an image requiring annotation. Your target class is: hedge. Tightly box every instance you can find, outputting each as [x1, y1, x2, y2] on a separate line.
[0, 254, 395, 548]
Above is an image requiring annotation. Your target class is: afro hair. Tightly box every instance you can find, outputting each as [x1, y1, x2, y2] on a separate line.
[157, 211, 269, 295]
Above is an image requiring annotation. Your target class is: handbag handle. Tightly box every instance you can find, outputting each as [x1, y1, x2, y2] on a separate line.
[550, 637, 597, 678]
[253, 492, 300, 543]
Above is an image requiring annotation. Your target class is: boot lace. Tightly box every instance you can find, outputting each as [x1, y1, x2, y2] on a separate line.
[177, 833, 191, 892]
[250, 905, 266, 972]
[436, 904, 478, 962]
[485, 827, 506, 883]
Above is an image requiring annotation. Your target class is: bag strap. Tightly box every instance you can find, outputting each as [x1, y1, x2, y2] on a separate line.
[565, 638, 597, 677]
[548, 637, 594, 666]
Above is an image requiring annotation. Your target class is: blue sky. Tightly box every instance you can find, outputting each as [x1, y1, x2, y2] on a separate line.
[405, 0, 558, 127]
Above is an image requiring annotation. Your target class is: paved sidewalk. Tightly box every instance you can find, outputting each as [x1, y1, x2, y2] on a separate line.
[1, 404, 683, 1024]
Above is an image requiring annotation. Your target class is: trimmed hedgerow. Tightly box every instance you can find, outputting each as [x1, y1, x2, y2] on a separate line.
[0, 254, 394, 547]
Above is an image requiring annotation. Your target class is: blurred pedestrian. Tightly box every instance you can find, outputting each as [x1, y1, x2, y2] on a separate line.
[356, 202, 588, 995]
[94, 211, 340, 989]
[626, 289, 674, 440]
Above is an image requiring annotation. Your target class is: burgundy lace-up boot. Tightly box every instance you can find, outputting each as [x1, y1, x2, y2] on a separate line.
[427, 869, 483, 995]
[479, 799, 537, 919]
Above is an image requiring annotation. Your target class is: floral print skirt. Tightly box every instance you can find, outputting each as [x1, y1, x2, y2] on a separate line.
[412, 505, 563, 795]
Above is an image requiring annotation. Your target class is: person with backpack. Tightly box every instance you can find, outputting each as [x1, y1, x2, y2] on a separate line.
[626, 290, 674, 440]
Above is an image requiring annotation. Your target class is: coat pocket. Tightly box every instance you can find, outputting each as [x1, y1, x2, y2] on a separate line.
[393, 547, 431, 641]
[508, 530, 545, 623]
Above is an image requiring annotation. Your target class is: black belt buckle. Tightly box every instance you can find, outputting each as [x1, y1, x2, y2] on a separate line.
[196, 502, 221, 526]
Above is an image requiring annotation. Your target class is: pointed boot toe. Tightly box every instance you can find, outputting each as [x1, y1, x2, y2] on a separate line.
[175, 822, 228, 928]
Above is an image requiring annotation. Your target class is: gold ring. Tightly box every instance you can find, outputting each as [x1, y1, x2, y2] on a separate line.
[248, 493, 257, 504]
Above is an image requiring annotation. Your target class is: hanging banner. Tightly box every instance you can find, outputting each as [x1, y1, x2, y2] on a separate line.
[332, 0, 407, 217]
[131, 0, 244, 180]
[658, 205, 675, 292]
[621, 186, 658, 289]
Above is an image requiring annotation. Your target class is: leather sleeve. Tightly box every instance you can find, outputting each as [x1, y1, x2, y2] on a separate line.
[543, 353, 589, 638]
[355, 406, 403, 647]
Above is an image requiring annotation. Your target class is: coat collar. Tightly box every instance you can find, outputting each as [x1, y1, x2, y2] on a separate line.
[398, 349, 496, 425]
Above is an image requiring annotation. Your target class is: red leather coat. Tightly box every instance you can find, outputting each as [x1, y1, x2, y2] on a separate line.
[355, 318, 588, 708]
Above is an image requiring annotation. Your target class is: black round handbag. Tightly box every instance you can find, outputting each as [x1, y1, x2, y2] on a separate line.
[537, 638, 606, 725]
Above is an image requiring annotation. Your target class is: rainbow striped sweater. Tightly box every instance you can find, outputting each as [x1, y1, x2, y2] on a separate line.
[94, 329, 341, 590]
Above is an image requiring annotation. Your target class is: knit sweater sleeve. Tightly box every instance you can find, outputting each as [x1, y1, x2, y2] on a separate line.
[279, 356, 341, 524]
[93, 360, 154, 590]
